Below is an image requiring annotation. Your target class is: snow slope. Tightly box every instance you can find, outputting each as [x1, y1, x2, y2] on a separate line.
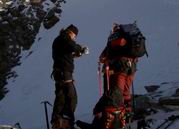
[0, 0, 179, 129]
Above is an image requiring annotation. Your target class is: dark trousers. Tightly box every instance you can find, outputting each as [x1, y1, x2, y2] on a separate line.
[51, 70, 77, 125]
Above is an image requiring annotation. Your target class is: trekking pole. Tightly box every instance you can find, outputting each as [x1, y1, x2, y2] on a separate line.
[41, 101, 53, 129]
[97, 62, 103, 96]
[156, 119, 168, 129]
[131, 82, 135, 114]
[164, 120, 175, 129]
[164, 115, 179, 129]
[156, 115, 179, 129]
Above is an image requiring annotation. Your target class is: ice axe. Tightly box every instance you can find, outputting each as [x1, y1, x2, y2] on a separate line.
[97, 62, 103, 96]
[41, 101, 53, 129]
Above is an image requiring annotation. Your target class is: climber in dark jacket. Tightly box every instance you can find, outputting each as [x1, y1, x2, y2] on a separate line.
[76, 85, 125, 129]
[51, 24, 88, 129]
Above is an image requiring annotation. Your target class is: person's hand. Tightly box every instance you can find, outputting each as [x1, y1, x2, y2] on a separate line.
[72, 52, 82, 58]
[99, 56, 108, 64]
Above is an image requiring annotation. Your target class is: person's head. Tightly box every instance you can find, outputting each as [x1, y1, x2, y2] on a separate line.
[66, 24, 78, 41]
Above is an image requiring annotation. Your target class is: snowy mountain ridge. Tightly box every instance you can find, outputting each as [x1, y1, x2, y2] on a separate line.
[0, 0, 179, 129]
[0, 0, 65, 101]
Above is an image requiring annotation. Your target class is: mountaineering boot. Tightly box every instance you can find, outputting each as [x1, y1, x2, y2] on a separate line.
[76, 120, 93, 129]
[52, 116, 74, 129]
[51, 119, 60, 129]
[124, 99, 133, 123]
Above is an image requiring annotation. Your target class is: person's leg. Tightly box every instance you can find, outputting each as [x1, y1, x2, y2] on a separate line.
[51, 84, 70, 129]
[123, 73, 135, 123]
[51, 81, 65, 124]
[63, 81, 77, 126]
[124, 73, 135, 112]
[51, 70, 77, 129]
[51, 70, 65, 127]
[61, 71, 77, 128]
[110, 73, 133, 124]
[110, 73, 126, 103]
[113, 72, 135, 109]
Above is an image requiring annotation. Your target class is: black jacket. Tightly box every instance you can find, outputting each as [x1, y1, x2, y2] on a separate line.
[52, 30, 82, 72]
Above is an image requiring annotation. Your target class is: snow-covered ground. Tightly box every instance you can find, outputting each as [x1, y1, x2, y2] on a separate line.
[0, 0, 179, 129]
[129, 110, 179, 129]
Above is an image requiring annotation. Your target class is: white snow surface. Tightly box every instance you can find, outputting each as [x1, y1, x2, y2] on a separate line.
[0, 0, 179, 129]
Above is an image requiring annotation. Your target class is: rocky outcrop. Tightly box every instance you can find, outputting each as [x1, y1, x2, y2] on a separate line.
[0, 0, 66, 101]
[134, 82, 179, 119]
[159, 97, 179, 106]
[144, 85, 160, 93]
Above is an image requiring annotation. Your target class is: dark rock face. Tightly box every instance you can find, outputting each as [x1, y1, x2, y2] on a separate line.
[159, 97, 179, 106]
[133, 82, 179, 120]
[0, 0, 66, 101]
[144, 85, 160, 93]
[175, 88, 179, 96]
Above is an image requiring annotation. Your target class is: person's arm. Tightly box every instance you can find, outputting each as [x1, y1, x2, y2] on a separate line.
[99, 46, 108, 63]
[65, 37, 83, 53]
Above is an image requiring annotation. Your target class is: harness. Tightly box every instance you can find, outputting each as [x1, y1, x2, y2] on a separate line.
[51, 68, 74, 84]
[103, 57, 138, 76]
[103, 107, 126, 129]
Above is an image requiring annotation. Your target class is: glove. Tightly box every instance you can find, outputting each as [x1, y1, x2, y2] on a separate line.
[72, 52, 82, 58]
[81, 46, 89, 55]
[73, 46, 89, 58]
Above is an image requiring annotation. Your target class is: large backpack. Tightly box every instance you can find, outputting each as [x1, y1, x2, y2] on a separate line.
[107, 21, 148, 58]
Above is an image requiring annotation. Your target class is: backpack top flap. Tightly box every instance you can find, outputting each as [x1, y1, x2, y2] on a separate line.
[119, 22, 148, 57]
[120, 22, 146, 42]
